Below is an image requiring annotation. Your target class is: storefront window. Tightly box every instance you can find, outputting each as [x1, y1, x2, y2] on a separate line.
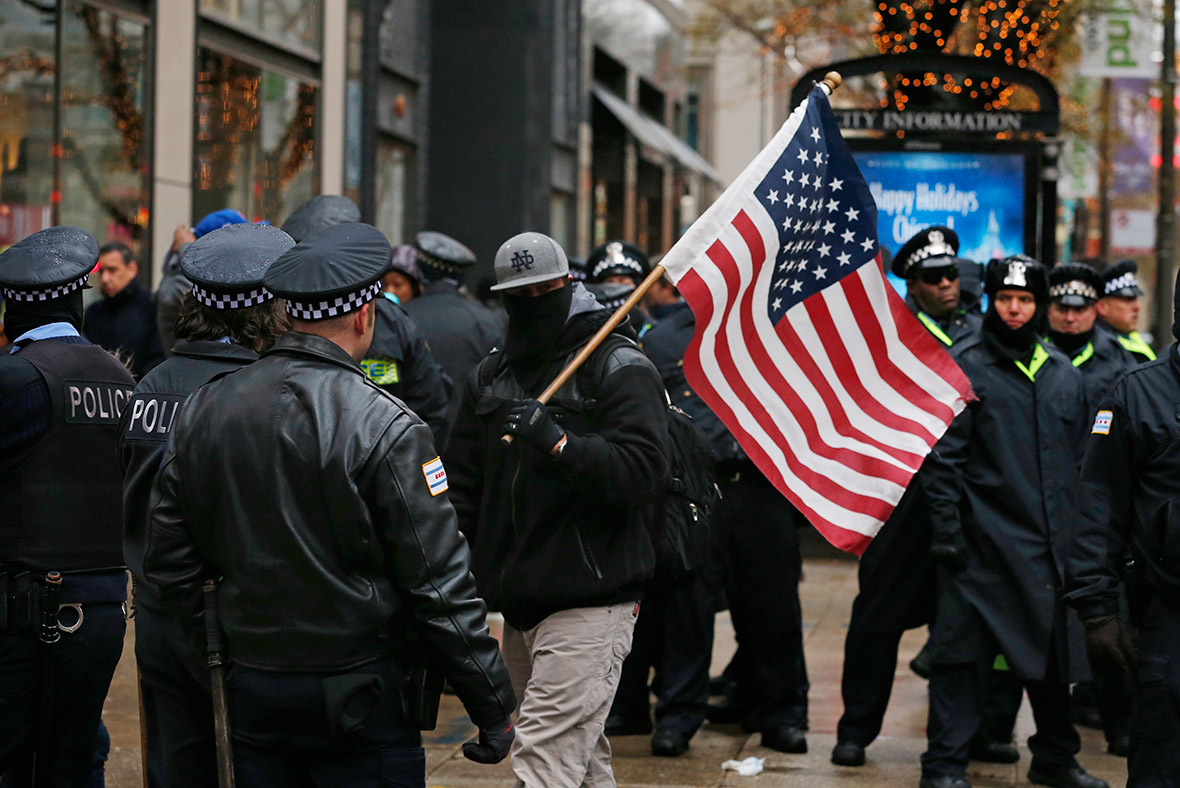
[200, 0, 321, 55]
[194, 48, 318, 226]
[374, 139, 410, 244]
[0, 2, 149, 250]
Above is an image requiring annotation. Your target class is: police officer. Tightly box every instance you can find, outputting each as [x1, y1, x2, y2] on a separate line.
[119, 223, 294, 787]
[1096, 260, 1156, 363]
[0, 227, 136, 785]
[402, 231, 505, 433]
[283, 197, 452, 447]
[831, 227, 981, 768]
[143, 222, 515, 786]
[587, 240, 655, 335]
[1066, 273, 1180, 787]
[919, 256, 1106, 788]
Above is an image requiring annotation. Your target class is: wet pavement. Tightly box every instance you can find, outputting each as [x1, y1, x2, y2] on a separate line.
[100, 558, 1127, 787]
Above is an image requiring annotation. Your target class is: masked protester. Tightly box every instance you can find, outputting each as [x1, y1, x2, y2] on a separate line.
[918, 256, 1108, 788]
[143, 223, 515, 786]
[1096, 260, 1155, 363]
[446, 232, 670, 788]
[0, 228, 136, 785]
[283, 197, 453, 448]
[119, 223, 294, 787]
[830, 227, 982, 768]
[1066, 257, 1180, 788]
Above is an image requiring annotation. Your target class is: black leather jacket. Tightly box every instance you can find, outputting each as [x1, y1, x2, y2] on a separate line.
[144, 331, 514, 726]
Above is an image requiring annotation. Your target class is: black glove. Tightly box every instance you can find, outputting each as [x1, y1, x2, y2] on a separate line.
[502, 399, 565, 455]
[462, 717, 515, 764]
[930, 530, 967, 569]
[1083, 615, 1136, 699]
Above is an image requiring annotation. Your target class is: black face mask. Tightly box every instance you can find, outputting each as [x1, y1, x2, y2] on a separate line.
[1048, 327, 1092, 355]
[983, 301, 1043, 360]
[503, 284, 573, 362]
[3, 290, 85, 342]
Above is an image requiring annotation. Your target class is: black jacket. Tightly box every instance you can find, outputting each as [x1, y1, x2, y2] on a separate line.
[143, 332, 514, 726]
[119, 339, 259, 613]
[640, 300, 744, 464]
[404, 282, 505, 429]
[904, 293, 982, 347]
[446, 287, 671, 631]
[1052, 327, 1137, 418]
[365, 295, 452, 448]
[1067, 346, 1180, 620]
[84, 278, 164, 378]
[924, 335, 1089, 680]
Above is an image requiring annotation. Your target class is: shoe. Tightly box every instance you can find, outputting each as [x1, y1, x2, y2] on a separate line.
[1027, 766, 1110, 788]
[709, 675, 737, 696]
[1069, 700, 1103, 730]
[968, 739, 1020, 764]
[604, 714, 651, 737]
[651, 727, 690, 757]
[1107, 735, 1129, 757]
[831, 741, 865, 766]
[918, 777, 972, 788]
[761, 725, 807, 753]
[705, 698, 743, 725]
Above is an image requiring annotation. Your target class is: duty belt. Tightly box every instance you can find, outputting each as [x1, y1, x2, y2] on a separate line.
[0, 567, 104, 637]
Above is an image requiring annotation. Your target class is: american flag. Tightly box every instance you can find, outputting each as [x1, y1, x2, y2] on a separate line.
[660, 85, 973, 555]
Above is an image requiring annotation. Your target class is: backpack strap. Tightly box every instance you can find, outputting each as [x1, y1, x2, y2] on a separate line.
[577, 333, 639, 404]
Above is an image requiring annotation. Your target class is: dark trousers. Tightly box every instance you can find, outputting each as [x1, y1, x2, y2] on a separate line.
[610, 574, 714, 736]
[135, 605, 216, 788]
[230, 661, 424, 788]
[0, 602, 125, 788]
[1128, 602, 1180, 787]
[717, 470, 806, 731]
[837, 629, 903, 746]
[977, 667, 1024, 744]
[921, 641, 1080, 779]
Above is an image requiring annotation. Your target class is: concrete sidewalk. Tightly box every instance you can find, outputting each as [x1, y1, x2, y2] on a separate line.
[99, 558, 1128, 787]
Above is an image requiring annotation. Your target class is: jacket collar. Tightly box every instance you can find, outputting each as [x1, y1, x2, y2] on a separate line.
[263, 331, 364, 373]
[172, 338, 259, 364]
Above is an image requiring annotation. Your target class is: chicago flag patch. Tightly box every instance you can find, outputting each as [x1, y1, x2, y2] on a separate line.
[422, 456, 448, 496]
[1092, 410, 1113, 435]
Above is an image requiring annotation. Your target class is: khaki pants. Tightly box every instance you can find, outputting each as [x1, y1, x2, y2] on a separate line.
[502, 603, 639, 788]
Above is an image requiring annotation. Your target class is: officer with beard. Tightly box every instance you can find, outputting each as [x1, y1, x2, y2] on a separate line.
[283, 196, 452, 447]
[1096, 260, 1155, 364]
[831, 227, 981, 767]
[0, 227, 136, 785]
[1066, 263, 1180, 787]
[918, 256, 1106, 788]
[119, 223, 293, 787]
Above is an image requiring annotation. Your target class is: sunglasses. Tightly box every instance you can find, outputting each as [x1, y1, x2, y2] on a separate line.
[917, 267, 959, 285]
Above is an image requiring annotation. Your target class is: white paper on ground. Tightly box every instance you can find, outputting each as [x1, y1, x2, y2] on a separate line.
[721, 756, 765, 776]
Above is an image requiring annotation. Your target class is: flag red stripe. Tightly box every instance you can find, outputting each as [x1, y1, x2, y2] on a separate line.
[838, 272, 957, 427]
[884, 285, 976, 396]
[728, 212, 917, 485]
[678, 267, 874, 555]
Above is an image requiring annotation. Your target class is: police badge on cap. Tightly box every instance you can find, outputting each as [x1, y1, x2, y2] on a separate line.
[1101, 259, 1144, 298]
[587, 241, 649, 283]
[985, 254, 1049, 303]
[1048, 263, 1101, 308]
[892, 226, 959, 278]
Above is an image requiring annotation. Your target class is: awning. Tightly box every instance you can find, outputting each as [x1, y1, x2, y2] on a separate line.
[592, 85, 722, 185]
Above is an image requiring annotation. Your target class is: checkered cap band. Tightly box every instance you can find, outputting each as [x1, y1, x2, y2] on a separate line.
[591, 255, 644, 280]
[1, 272, 90, 302]
[1105, 272, 1139, 295]
[416, 249, 465, 275]
[191, 282, 274, 310]
[1049, 280, 1098, 302]
[284, 281, 382, 320]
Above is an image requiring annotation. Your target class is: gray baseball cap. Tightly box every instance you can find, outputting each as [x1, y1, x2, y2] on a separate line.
[490, 232, 569, 291]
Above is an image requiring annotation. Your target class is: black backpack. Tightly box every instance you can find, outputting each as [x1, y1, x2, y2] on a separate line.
[580, 335, 719, 586]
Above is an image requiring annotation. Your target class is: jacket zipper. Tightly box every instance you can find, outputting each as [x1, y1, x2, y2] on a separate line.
[575, 525, 604, 579]
[503, 450, 523, 599]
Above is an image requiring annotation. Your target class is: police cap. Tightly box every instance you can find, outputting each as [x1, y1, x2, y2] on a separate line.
[282, 195, 362, 243]
[0, 226, 98, 303]
[415, 231, 477, 281]
[587, 241, 649, 283]
[1048, 263, 1101, 308]
[985, 254, 1049, 303]
[1101, 259, 1144, 298]
[568, 256, 588, 282]
[892, 226, 959, 278]
[264, 223, 391, 320]
[181, 223, 295, 310]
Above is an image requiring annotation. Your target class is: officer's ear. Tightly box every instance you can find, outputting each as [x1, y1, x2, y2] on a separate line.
[352, 302, 374, 335]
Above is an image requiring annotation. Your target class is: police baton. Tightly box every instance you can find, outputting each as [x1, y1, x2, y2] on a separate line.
[203, 578, 236, 788]
[33, 571, 62, 788]
[500, 71, 843, 446]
